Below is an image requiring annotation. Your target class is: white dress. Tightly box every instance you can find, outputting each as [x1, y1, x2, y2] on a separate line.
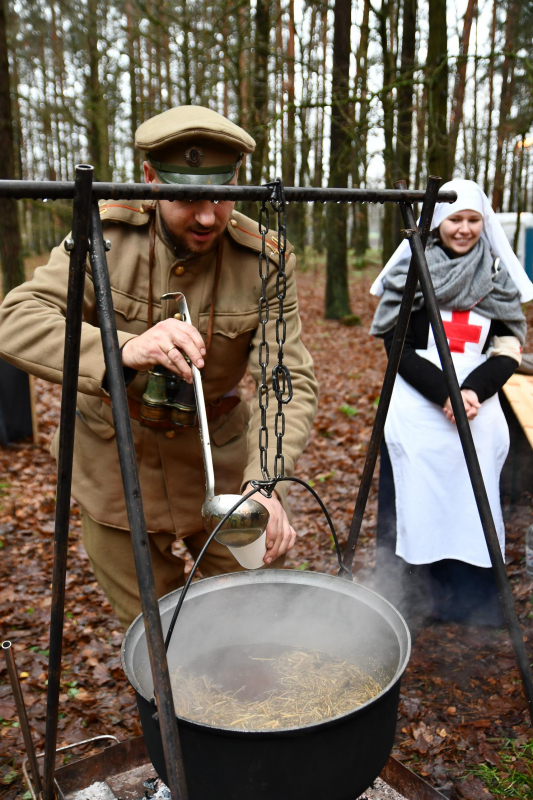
[384, 307, 509, 567]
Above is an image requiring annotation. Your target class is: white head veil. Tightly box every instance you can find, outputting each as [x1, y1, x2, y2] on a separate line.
[370, 178, 533, 302]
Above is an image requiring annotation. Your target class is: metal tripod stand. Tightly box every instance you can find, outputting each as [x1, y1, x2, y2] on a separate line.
[0, 170, 531, 800]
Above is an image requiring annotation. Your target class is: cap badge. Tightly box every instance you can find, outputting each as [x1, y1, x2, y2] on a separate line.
[185, 147, 204, 168]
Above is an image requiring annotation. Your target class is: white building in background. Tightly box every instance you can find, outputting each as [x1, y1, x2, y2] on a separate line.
[496, 213, 533, 281]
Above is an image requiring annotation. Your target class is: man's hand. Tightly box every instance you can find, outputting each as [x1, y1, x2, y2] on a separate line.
[122, 319, 206, 382]
[443, 389, 481, 424]
[244, 487, 296, 564]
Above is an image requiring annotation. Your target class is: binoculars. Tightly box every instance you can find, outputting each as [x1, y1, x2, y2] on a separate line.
[141, 364, 197, 427]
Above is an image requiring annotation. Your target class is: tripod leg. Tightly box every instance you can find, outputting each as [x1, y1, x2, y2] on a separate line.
[42, 165, 93, 800]
[89, 202, 189, 799]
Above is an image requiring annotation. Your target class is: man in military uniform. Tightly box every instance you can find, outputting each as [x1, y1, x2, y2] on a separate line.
[0, 106, 318, 627]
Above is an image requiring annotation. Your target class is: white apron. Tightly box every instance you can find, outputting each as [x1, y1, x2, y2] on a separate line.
[384, 308, 509, 567]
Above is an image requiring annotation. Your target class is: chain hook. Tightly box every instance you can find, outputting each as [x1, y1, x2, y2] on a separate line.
[249, 478, 278, 499]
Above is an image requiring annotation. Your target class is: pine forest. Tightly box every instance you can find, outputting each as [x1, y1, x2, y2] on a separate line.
[1, 0, 533, 288]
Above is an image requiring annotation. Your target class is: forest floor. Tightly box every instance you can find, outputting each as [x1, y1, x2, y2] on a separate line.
[1, 262, 533, 800]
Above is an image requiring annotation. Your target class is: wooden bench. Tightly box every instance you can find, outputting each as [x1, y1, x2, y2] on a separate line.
[501, 374, 533, 505]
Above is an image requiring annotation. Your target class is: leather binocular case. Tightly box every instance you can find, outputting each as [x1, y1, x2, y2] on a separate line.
[141, 365, 198, 428]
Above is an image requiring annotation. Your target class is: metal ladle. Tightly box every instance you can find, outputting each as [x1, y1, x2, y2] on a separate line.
[162, 292, 269, 548]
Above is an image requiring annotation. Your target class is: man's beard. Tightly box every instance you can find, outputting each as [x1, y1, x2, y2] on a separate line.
[164, 223, 222, 260]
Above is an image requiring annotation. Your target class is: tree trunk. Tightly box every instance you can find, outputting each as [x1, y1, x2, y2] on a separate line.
[427, 0, 449, 180]
[284, 0, 301, 244]
[390, 0, 416, 252]
[181, 0, 192, 105]
[294, 4, 316, 248]
[415, 83, 427, 189]
[524, 145, 531, 214]
[376, 0, 397, 264]
[236, 2, 249, 130]
[513, 136, 526, 251]
[126, 2, 141, 182]
[325, 0, 352, 319]
[39, 34, 57, 181]
[0, 0, 24, 296]
[274, 0, 283, 173]
[509, 140, 518, 212]
[492, 0, 522, 212]
[483, 0, 498, 195]
[353, 0, 370, 257]
[50, 1, 66, 180]
[283, 0, 295, 187]
[162, 1, 173, 110]
[471, 12, 479, 181]
[449, 0, 477, 169]
[9, 8, 23, 181]
[312, 7, 328, 252]
[86, 0, 111, 180]
[250, 0, 270, 185]
[153, 14, 164, 112]
[396, 0, 416, 182]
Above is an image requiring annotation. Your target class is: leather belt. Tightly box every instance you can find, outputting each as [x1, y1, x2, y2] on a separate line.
[102, 391, 240, 431]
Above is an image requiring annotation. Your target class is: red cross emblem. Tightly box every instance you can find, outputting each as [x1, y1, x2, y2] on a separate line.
[442, 310, 482, 353]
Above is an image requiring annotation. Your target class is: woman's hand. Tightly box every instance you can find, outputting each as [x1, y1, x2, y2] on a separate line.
[243, 486, 296, 564]
[443, 389, 481, 424]
[122, 319, 206, 382]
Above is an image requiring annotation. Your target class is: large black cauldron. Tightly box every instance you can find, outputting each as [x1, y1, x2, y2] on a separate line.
[121, 570, 410, 800]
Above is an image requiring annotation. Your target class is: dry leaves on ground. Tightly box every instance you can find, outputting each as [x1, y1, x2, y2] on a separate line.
[1, 265, 532, 799]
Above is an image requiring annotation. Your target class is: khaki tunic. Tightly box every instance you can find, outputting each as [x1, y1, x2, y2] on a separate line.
[0, 201, 318, 535]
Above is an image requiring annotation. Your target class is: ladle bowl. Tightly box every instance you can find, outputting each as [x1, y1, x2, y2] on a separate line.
[202, 493, 269, 547]
[122, 570, 411, 800]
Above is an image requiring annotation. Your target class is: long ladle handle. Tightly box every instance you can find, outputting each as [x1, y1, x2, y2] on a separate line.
[162, 292, 215, 500]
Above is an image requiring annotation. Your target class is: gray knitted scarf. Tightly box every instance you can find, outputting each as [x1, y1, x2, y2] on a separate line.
[370, 237, 527, 344]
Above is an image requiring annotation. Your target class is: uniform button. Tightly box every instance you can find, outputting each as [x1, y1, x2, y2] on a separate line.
[175, 265, 185, 276]
[165, 430, 176, 439]
[173, 312, 182, 321]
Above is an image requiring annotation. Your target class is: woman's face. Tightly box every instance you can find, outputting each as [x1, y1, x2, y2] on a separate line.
[438, 209, 484, 255]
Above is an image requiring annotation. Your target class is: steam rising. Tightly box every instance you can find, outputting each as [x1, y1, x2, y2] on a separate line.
[169, 645, 385, 730]
[126, 572, 409, 730]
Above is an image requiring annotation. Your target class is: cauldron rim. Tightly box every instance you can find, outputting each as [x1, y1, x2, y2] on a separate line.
[121, 569, 411, 735]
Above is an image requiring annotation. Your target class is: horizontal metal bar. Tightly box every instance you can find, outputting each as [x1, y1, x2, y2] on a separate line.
[0, 178, 457, 204]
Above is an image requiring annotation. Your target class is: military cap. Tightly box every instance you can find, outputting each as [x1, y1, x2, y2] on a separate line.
[135, 106, 255, 186]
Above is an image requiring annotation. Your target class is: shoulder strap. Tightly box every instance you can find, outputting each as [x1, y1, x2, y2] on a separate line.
[147, 213, 156, 329]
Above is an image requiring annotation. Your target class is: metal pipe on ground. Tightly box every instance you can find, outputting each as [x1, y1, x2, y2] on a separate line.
[42, 164, 94, 800]
[0, 178, 457, 205]
[397, 198, 533, 726]
[341, 176, 443, 574]
[88, 202, 188, 799]
[2, 641, 42, 798]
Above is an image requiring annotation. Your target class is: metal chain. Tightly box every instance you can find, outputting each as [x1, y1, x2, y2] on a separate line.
[257, 179, 293, 483]
[258, 198, 271, 481]
[270, 179, 292, 479]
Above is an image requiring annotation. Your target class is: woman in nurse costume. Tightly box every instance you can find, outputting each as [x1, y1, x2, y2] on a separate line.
[370, 179, 533, 627]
